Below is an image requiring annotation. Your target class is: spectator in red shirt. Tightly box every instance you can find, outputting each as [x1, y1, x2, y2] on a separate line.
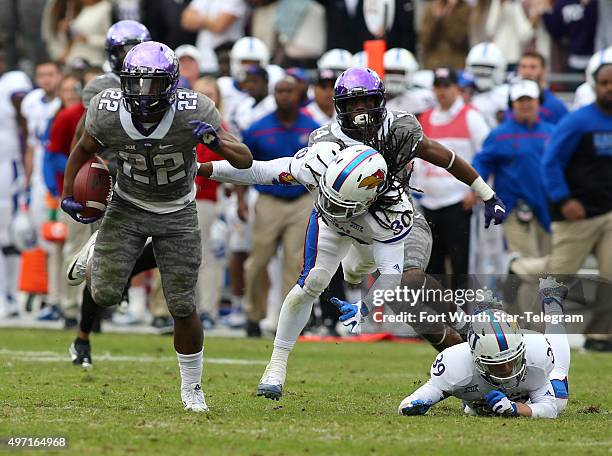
[44, 73, 84, 196]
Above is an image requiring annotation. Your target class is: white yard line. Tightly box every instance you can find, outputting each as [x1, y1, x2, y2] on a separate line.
[0, 349, 267, 365]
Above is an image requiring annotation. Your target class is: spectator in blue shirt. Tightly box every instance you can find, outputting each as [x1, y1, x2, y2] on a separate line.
[540, 62, 612, 351]
[241, 75, 319, 337]
[473, 79, 554, 315]
[517, 51, 568, 124]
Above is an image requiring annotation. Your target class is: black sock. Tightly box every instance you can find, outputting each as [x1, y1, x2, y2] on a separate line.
[79, 287, 102, 334]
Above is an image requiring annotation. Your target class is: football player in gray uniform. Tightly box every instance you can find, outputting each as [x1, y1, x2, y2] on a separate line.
[68, 20, 153, 368]
[313, 68, 507, 355]
[60, 42, 252, 412]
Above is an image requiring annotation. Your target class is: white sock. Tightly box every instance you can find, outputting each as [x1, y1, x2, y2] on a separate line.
[262, 285, 316, 384]
[177, 349, 203, 388]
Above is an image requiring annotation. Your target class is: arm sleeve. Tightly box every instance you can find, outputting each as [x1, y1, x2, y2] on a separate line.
[210, 157, 299, 186]
[400, 379, 447, 409]
[527, 380, 559, 418]
[471, 132, 498, 182]
[542, 114, 583, 202]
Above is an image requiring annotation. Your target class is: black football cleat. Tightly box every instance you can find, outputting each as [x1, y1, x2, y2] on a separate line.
[69, 338, 92, 368]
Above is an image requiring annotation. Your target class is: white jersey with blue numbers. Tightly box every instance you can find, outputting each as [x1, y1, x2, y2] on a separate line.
[211, 142, 413, 245]
[401, 333, 562, 418]
[86, 88, 221, 214]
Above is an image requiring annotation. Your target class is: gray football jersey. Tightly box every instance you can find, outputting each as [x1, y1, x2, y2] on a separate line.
[82, 73, 121, 109]
[308, 110, 423, 160]
[85, 87, 221, 214]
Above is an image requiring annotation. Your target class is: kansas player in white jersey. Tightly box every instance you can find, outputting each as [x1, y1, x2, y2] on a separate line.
[465, 43, 509, 128]
[383, 48, 435, 116]
[203, 68, 507, 401]
[399, 278, 571, 419]
[60, 42, 252, 412]
[0, 53, 32, 318]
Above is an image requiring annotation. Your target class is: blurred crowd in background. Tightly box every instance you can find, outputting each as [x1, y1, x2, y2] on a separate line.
[0, 0, 610, 348]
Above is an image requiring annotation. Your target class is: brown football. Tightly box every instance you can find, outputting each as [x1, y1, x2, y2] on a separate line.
[73, 157, 112, 218]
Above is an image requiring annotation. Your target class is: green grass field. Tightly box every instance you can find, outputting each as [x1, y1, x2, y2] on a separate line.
[1, 329, 611, 456]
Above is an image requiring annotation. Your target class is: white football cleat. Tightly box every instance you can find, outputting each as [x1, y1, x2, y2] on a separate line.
[181, 382, 209, 412]
[256, 368, 284, 400]
[66, 231, 98, 286]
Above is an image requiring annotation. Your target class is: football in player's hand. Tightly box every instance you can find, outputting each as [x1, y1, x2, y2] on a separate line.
[73, 157, 112, 218]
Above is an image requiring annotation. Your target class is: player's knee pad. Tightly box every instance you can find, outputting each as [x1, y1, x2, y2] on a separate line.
[300, 267, 332, 298]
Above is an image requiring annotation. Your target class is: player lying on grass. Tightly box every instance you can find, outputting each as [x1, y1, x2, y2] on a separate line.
[398, 277, 570, 418]
[61, 42, 251, 412]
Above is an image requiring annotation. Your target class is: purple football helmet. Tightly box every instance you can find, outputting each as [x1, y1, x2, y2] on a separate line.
[105, 20, 151, 73]
[121, 41, 179, 117]
[333, 68, 386, 132]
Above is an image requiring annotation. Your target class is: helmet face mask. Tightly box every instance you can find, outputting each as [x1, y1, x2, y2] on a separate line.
[468, 309, 527, 387]
[474, 343, 526, 386]
[317, 174, 372, 221]
[334, 68, 387, 133]
[316, 144, 387, 221]
[465, 42, 507, 92]
[230, 37, 270, 81]
[120, 42, 179, 117]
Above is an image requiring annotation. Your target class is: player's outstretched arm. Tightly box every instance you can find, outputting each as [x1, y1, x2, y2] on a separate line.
[198, 156, 298, 187]
[416, 136, 506, 228]
[398, 380, 445, 416]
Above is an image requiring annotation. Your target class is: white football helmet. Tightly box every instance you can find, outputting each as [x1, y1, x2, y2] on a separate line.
[9, 210, 37, 251]
[586, 46, 612, 88]
[384, 48, 419, 96]
[317, 144, 387, 220]
[465, 42, 507, 92]
[317, 49, 353, 74]
[468, 308, 526, 387]
[352, 51, 368, 68]
[230, 36, 270, 81]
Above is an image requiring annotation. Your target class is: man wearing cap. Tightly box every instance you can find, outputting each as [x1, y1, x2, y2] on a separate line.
[303, 69, 336, 126]
[473, 79, 554, 314]
[175, 44, 202, 89]
[412, 67, 490, 289]
[240, 76, 319, 336]
[517, 51, 568, 125]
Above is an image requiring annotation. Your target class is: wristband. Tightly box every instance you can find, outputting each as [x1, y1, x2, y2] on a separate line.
[470, 176, 495, 201]
[445, 150, 456, 170]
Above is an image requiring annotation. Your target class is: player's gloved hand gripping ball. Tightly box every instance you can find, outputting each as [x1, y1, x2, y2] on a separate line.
[61, 197, 103, 224]
[190, 120, 220, 149]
